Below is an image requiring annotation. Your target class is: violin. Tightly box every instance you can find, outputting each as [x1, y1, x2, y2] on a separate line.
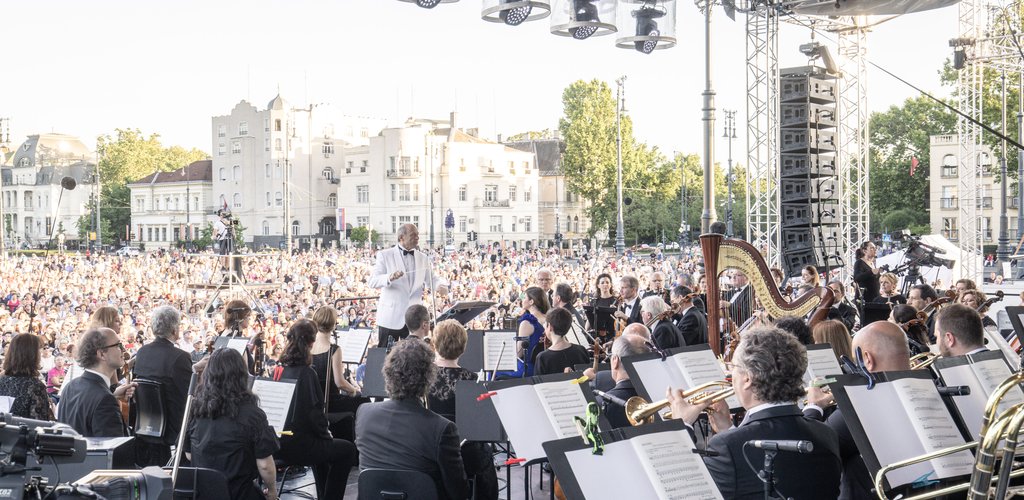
[921, 289, 957, 316]
[613, 295, 627, 337]
[977, 290, 1004, 312]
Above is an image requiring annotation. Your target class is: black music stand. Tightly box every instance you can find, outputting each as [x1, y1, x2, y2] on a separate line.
[583, 305, 617, 334]
[456, 380, 512, 500]
[461, 331, 485, 373]
[861, 303, 892, 327]
[436, 301, 496, 326]
[360, 348, 389, 399]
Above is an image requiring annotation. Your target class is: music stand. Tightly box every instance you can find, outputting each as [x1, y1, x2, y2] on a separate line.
[435, 301, 496, 326]
[861, 303, 892, 327]
[460, 331, 485, 373]
[583, 305, 617, 334]
[1003, 306, 1024, 351]
[360, 348, 389, 399]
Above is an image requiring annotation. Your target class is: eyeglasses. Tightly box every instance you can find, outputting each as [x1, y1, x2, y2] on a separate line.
[102, 341, 125, 352]
[723, 361, 745, 373]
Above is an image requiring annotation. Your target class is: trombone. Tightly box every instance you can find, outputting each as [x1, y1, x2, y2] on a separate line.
[873, 371, 1024, 500]
[625, 380, 733, 426]
[910, 352, 939, 370]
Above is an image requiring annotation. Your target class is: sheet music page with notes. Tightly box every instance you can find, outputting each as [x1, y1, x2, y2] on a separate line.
[491, 384, 554, 462]
[893, 378, 973, 482]
[630, 429, 723, 500]
[338, 329, 372, 364]
[251, 378, 296, 435]
[971, 357, 1024, 415]
[483, 331, 517, 371]
[566, 440, 658, 499]
[983, 329, 1019, 368]
[937, 363, 988, 438]
[632, 357, 687, 403]
[535, 381, 590, 439]
[803, 346, 843, 385]
[672, 350, 740, 409]
[846, 382, 932, 487]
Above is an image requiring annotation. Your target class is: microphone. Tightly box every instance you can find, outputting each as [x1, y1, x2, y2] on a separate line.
[593, 389, 628, 408]
[937, 385, 971, 397]
[746, 440, 814, 454]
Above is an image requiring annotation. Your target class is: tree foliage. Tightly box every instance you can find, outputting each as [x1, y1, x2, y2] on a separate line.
[869, 96, 956, 233]
[349, 226, 379, 247]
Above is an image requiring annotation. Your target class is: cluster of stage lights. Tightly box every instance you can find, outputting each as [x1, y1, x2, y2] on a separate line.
[399, 0, 676, 54]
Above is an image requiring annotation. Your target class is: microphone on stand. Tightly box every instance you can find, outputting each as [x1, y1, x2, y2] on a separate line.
[747, 439, 814, 454]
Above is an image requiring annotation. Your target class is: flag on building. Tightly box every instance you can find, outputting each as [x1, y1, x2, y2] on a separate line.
[336, 208, 346, 232]
[910, 156, 919, 176]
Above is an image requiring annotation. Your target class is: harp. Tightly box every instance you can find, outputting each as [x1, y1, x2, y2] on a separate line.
[700, 233, 835, 357]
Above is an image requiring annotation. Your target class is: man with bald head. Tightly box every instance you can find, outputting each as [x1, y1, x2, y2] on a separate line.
[806, 320, 910, 500]
[601, 335, 651, 429]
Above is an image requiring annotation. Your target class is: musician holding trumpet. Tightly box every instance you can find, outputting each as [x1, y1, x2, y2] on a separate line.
[667, 326, 841, 500]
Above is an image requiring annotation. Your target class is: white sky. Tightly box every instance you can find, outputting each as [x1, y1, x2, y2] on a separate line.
[3, 0, 958, 161]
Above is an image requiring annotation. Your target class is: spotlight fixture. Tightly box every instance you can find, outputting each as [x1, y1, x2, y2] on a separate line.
[482, 1, 551, 25]
[798, 41, 840, 76]
[633, 5, 665, 53]
[397, 0, 459, 8]
[949, 38, 974, 70]
[570, 0, 600, 39]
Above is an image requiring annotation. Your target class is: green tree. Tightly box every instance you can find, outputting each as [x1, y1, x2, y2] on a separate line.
[81, 129, 207, 245]
[869, 96, 956, 233]
[194, 223, 214, 250]
[349, 226, 379, 247]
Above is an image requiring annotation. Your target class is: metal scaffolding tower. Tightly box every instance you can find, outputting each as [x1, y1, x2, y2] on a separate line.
[745, 1, 781, 264]
[837, 27, 871, 272]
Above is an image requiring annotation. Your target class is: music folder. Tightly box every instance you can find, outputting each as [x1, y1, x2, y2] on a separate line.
[435, 301, 496, 326]
[803, 343, 843, 385]
[622, 345, 741, 412]
[544, 419, 723, 500]
[934, 349, 1024, 439]
[455, 380, 506, 442]
[830, 371, 974, 492]
[487, 372, 607, 462]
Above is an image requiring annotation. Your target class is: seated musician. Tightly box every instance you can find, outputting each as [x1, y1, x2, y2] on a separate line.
[805, 321, 911, 500]
[671, 286, 708, 346]
[957, 289, 997, 329]
[889, 304, 931, 355]
[826, 281, 858, 332]
[584, 323, 651, 393]
[775, 316, 813, 345]
[57, 327, 136, 438]
[427, 320, 499, 500]
[552, 284, 588, 345]
[602, 334, 650, 429]
[534, 308, 590, 376]
[907, 284, 940, 341]
[935, 303, 987, 357]
[670, 326, 842, 500]
[357, 338, 469, 500]
[721, 271, 754, 326]
[614, 276, 644, 325]
[640, 296, 685, 350]
[811, 320, 853, 361]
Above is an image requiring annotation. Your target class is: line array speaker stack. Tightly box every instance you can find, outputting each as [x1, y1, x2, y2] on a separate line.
[779, 66, 843, 277]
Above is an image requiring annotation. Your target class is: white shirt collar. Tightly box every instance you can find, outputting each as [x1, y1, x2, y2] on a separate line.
[744, 402, 792, 420]
[84, 368, 110, 383]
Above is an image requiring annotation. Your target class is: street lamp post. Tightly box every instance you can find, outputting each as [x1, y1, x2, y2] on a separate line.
[700, 0, 718, 234]
[615, 76, 626, 255]
[998, 71, 1011, 263]
[723, 109, 737, 237]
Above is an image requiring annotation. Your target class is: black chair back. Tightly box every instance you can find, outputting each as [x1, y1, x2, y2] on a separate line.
[133, 379, 165, 441]
[358, 468, 439, 500]
[168, 466, 230, 499]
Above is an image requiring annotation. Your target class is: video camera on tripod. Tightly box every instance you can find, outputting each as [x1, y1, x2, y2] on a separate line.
[0, 416, 86, 500]
[904, 237, 955, 270]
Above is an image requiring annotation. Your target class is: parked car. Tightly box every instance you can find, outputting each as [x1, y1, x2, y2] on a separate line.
[115, 246, 140, 257]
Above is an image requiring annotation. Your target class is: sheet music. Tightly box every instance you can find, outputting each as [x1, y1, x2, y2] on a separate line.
[631, 356, 687, 403]
[491, 384, 553, 462]
[892, 378, 974, 481]
[971, 357, 1024, 415]
[567, 440, 659, 499]
[251, 378, 297, 435]
[483, 331, 517, 371]
[938, 363, 989, 438]
[535, 381, 590, 439]
[804, 346, 843, 385]
[672, 350, 740, 409]
[339, 329, 372, 364]
[983, 329, 1020, 372]
[631, 430, 723, 500]
[213, 336, 249, 356]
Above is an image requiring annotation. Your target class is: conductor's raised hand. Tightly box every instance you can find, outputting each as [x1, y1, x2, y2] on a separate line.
[389, 270, 405, 282]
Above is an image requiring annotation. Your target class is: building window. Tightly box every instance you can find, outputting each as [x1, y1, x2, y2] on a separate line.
[391, 216, 397, 234]
[390, 184, 396, 202]
[292, 220, 300, 236]
[413, 184, 420, 201]
[357, 185, 369, 204]
[275, 119, 282, 132]
[942, 154, 957, 177]
[262, 220, 270, 236]
[147, 227, 152, 241]
[328, 193, 337, 207]
[275, 138, 282, 151]
[346, 161, 353, 174]
[361, 160, 367, 173]
[459, 185, 467, 202]
[574, 216, 580, 233]
[322, 167, 334, 180]
[217, 124, 226, 137]
[265, 138, 270, 151]
[509, 186, 517, 202]
[524, 161, 530, 174]
[239, 121, 248, 135]
[136, 197, 144, 211]
[485, 185, 498, 202]
[219, 168, 226, 181]
[566, 218, 572, 231]
[322, 142, 334, 156]
[233, 193, 242, 208]
[983, 217, 993, 240]
[459, 158, 466, 172]
[232, 165, 241, 181]
[265, 163, 271, 178]
[357, 216, 369, 227]
[399, 184, 411, 202]
[266, 192, 271, 207]
[942, 217, 958, 240]
[459, 216, 467, 233]
[525, 188, 532, 202]
[489, 216, 503, 233]
[264, 118, 270, 132]
[525, 217, 532, 232]
[275, 192, 283, 206]
[193, 197, 199, 211]
[218, 143, 225, 156]
[161, 227, 167, 241]
[231, 141, 241, 154]
[153, 197, 159, 211]
[275, 163, 282, 179]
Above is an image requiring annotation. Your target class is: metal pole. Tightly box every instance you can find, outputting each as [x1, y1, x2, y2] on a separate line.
[285, 118, 293, 253]
[998, 71, 1010, 263]
[95, 149, 102, 252]
[616, 76, 626, 255]
[1017, 72, 1023, 254]
[307, 106, 313, 250]
[724, 109, 736, 237]
[679, 154, 686, 247]
[700, 1, 718, 234]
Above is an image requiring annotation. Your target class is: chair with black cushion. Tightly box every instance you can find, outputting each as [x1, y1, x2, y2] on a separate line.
[168, 467, 230, 499]
[358, 468, 440, 500]
[132, 379, 166, 440]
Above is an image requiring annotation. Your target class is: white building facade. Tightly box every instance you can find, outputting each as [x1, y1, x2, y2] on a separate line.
[1, 133, 96, 249]
[506, 138, 591, 249]
[338, 114, 541, 249]
[128, 160, 214, 249]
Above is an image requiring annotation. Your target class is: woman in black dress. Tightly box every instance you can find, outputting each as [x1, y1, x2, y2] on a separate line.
[874, 272, 906, 305]
[853, 241, 881, 303]
[0, 334, 53, 421]
[587, 273, 617, 341]
[274, 319, 358, 500]
[186, 348, 279, 500]
[310, 306, 368, 441]
[535, 308, 590, 376]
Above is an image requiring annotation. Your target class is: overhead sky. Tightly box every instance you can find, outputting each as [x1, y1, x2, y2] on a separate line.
[4, 0, 958, 162]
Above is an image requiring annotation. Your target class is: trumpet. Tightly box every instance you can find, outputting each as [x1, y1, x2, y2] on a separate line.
[625, 380, 733, 426]
[910, 352, 939, 370]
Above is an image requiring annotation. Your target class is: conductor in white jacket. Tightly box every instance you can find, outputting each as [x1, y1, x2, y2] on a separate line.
[368, 224, 449, 347]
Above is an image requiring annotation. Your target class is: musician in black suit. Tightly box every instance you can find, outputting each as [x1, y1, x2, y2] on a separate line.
[58, 327, 137, 437]
[826, 281, 859, 332]
[614, 276, 644, 326]
[804, 320, 911, 500]
[724, 271, 755, 327]
[670, 326, 841, 500]
[356, 339, 469, 500]
[671, 286, 708, 346]
[132, 306, 194, 466]
[640, 296, 685, 350]
[642, 271, 671, 304]
[601, 334, 650, 429]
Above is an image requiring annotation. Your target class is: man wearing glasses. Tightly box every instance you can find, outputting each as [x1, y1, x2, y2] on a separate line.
[58, 327, 137, 437]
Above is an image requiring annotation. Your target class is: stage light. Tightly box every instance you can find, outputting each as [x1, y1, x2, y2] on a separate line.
[615, 1, 676, 52]
[551, 0, 616, 39]
[482, 1, 552, 25]
[397, 0, 458, 8]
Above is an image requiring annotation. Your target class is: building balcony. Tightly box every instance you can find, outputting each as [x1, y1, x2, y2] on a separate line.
[480, 199, 510, 208]
[977, 197, 993, 209]
[931, 134, 957, 145]
[539, 201, 584, 210]
[1009, 197, 1020, 209]
[940, 197, 958, 209]
[481, 166, 501, 177]
[386, 169, 419, 179]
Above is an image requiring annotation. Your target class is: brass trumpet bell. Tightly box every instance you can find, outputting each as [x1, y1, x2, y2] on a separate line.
[625, 380, 733, 426]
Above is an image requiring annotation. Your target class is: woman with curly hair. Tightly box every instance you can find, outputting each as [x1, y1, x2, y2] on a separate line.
[185, 348, 279, 500]
[274, 319, 357, 500]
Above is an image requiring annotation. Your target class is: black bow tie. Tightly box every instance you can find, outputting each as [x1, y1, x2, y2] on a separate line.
[401, 248, 414, 257]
